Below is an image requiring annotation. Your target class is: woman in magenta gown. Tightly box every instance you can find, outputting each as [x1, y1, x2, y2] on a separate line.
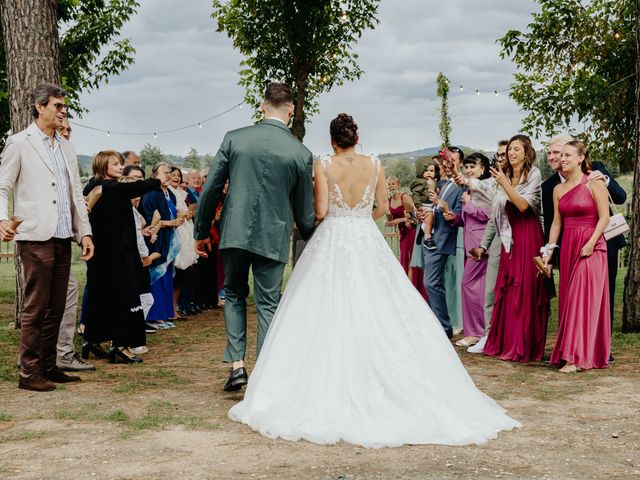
[385, 177, 428, 299]
[545, 141, 611, 372]
[484, 135, 550, 363]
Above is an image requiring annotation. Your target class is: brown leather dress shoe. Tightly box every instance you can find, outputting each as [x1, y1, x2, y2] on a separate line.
[18, 373, 56, 392]
[43, 366, 81, 383]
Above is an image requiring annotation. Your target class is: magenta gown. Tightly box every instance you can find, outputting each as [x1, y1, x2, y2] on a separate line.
[388, 195, 428, 300]
[484, 203, 550, 363]
[550, 176, 610, 369]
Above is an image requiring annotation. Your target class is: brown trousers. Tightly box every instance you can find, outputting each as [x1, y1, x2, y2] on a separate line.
[16, 239, 71, 375]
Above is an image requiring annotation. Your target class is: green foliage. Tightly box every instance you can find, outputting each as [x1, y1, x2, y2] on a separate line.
[436, 72, 451, 148]
[183, 147, 201, 170]
[139, 144, 165, 173]
[211, 0, 380, 140]
[0, 0, 139, 148]
[499, 0, 635, 171]
[383, 158, 414, 188]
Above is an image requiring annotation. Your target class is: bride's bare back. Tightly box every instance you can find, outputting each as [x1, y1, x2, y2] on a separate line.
[314, 152, 388, 220]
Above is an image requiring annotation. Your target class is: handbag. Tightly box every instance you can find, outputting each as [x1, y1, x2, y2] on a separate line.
[603, 192, 629, 241]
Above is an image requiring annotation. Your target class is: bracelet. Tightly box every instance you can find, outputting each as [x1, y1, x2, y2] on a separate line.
[540, 243, 558, 257]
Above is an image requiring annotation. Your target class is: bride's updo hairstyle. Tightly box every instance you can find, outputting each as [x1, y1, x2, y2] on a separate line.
[330, 113, 358, 149]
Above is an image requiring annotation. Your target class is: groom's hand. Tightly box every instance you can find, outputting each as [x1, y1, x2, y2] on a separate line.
[195, 238, 213, 258]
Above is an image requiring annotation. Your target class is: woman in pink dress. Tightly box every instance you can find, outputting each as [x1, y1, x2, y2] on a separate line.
[386, 178, 428, 299]
[453, 153, 492, 347]
[484, 135, 550, 363]
[544, 141, 611, 372]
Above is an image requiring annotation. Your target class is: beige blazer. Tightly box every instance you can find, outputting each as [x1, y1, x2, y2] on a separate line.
[0, 122, 91, 242]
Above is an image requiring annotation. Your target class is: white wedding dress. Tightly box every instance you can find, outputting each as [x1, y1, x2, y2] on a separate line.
[229, 155, 520, 448]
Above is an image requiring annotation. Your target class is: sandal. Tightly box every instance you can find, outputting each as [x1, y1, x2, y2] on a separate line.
[559, 364, 582, 373]
[455, 336, 480, 347]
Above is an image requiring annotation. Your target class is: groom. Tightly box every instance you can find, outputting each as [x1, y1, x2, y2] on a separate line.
[194, 83, 316, 392]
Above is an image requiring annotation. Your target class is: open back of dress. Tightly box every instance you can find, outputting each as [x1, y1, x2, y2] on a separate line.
[320, 154, 380, 216]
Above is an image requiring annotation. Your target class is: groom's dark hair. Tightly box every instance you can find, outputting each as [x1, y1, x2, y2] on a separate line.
[264, 82, 294, 108]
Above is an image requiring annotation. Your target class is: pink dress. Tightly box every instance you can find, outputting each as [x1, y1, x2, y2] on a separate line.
[388, 194, 416, 273]
[550, 176, 610, 369]
[484, 203, 550, 363]
[388, 195, 428, 300]
[460, 200, 489, 337]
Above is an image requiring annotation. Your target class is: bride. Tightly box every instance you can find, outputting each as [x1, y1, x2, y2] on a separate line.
[229, 113, 520, 447]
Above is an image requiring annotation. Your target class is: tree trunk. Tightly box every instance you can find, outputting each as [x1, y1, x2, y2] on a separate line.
[621, 0, 640, 333]
[0, 0, 61, 133]
[291, 78, 306, 142]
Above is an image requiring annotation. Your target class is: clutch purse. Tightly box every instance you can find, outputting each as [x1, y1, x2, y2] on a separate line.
[86, 185, 103, 210]
[532, 256, 551, 278]
[603, 213, 629, 241]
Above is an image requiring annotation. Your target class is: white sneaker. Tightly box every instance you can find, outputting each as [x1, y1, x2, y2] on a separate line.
[467, 335, 487, 354]
[129, 346, 148, 355]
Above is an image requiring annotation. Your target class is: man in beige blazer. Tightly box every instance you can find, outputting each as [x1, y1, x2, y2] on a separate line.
[0, 83, 94, 392]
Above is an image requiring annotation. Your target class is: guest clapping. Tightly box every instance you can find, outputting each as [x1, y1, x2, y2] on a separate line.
[544, 141, 611, 372]
[483, 135, 550, 363]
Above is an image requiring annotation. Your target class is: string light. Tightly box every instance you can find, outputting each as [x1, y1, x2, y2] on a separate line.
[442, 75, 511, 97]
[70, 102, 244, 138]
[339, 11, 348, 23]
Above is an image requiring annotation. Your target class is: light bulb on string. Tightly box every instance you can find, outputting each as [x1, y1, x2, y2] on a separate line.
[614, 31, 622, 40]
[107, 131, 111, 137]
[339, 11, 348, 23]
[494, 90, 499, 96]
[153, 133, 157, 139]
[476, 89, 480, 96]
[459, 85, 463, 91]
[198, 123, 202, 128]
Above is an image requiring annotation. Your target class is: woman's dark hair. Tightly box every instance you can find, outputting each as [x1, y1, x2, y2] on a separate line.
[170, 166, 183, 183]
[330, 113, 358, 149]
[504, 134, 536, 183]
[123, 165, 145, 178]
[464, 152, 491, 180]
[565, 140, 592, 174]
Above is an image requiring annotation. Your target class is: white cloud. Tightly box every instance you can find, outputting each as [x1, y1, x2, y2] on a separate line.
[71, 0, 539, 159]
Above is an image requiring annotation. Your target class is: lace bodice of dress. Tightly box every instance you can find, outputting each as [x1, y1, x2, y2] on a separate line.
[320, 154, 381, 219]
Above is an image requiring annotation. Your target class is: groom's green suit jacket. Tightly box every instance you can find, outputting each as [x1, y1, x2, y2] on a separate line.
[194, 119, 316, 264]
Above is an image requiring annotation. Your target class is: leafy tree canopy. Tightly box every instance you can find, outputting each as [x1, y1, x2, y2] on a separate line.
[0, 0, 139, 147]
[499, 0, 636, 171]
[183, 147, 201, 170]
[212, 0, 380, 140]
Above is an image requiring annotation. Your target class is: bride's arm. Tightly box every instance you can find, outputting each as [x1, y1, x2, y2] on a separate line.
[371, 164, 389, 220]
[313, 159, 329, 221]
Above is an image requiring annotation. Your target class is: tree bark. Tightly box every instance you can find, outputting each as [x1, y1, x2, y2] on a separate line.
[621, 0, 640, 333]
[0, 0, 61, 133]
[291, 77, 307, 142]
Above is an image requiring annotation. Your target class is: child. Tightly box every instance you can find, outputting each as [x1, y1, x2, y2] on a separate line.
[410, 156, 440, 250]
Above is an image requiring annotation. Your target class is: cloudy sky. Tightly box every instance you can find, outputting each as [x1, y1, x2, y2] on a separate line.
[71, 0, 539, 158]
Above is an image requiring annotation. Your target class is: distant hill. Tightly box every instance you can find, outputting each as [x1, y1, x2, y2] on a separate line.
[379, 146, 477, 162]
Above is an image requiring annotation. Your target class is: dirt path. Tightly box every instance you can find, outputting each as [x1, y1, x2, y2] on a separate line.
[0, 307, 639, 480]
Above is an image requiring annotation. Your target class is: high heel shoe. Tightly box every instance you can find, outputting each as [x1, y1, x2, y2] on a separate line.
[81, 342, 109, 360]
[108, 347, 143, 364]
